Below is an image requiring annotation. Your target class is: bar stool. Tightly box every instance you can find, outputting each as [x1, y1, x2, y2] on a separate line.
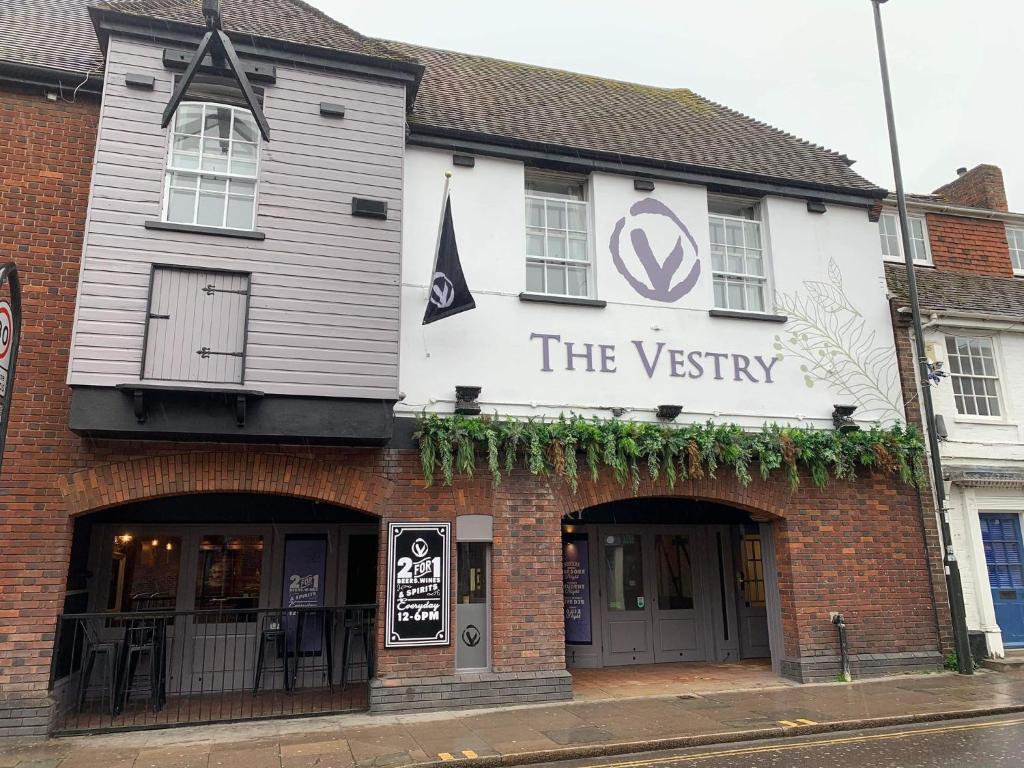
[114, 619, 165, 715]
[253, 612, 290, 695]
[76, 619, 119, 715]
[340, 608, 373, 687]
[291, 608, 333, 691]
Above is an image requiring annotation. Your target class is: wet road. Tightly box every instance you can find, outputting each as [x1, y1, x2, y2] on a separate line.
[542, 714, 1024, 767]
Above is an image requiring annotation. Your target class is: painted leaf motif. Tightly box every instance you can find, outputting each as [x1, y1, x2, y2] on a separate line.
[805, 281, 861, 317]
[828, 258, 843, 289]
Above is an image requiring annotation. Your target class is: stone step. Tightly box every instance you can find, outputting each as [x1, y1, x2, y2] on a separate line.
[981, 653, 1024, 674]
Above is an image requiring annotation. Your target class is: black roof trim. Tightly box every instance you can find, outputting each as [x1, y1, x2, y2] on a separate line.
[90, 7, 424, 102]
[408, 127, 886, 207]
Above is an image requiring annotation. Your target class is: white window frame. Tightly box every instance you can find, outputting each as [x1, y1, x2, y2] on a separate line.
[879, 211, 932, 265]
[524, 170, 593, 299]
[1007, 226, 1024, 275]
[708, 195, 773, 314]
[945, 333, 1004, 420]
[162, 101, 261, 231]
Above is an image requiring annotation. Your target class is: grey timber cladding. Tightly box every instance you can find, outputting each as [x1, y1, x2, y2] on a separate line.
[69, 36, 406, 399]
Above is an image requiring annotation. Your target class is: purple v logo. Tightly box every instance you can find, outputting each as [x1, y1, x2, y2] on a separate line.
[610, 198, 701, 302]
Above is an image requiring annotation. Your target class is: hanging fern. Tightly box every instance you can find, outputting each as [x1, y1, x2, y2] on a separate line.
[412, 414, 925, 492]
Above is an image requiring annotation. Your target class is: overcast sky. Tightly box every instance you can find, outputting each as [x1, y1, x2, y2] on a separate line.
[310, 0, 1022, 210]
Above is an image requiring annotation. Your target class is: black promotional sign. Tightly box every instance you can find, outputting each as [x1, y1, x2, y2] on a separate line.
[385, 522, 451, 647]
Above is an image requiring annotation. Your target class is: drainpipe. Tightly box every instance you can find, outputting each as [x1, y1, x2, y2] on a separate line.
[871, 0, 973, 674]
[831, 613, 851, 682]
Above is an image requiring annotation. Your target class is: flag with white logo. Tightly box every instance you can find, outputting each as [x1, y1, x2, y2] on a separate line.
[423, 192, 475, 325]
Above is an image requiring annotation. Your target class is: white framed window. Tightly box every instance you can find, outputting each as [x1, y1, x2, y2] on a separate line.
[945, 335, 1001, 418]
[709, 196, 769, 313]
[1007, 226, 1024, 274]
[524, 172, 591, 297]
[163, 102, 260, 231]
[878, 212, 931, 264]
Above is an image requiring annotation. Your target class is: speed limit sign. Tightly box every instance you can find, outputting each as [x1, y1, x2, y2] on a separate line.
[0, 300, 12, 401]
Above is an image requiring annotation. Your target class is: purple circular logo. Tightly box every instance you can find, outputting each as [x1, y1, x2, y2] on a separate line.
[609, 198, 701, 302]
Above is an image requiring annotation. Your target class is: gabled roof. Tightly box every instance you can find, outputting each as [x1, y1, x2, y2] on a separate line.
[885, 263, 1024, 320]
[0, 0, 104, 77]
[93, 0, 410, 64]
[385, 41, 885, 198]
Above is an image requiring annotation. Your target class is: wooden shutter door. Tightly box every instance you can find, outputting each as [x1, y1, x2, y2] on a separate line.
[143, 267, 250, 384]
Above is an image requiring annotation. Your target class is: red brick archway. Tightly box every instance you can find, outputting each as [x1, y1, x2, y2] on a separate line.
[57, 452, 394, 517]
[552, 472, 790, 520]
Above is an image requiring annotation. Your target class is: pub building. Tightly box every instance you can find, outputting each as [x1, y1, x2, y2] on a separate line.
[0, 0, 951, 737]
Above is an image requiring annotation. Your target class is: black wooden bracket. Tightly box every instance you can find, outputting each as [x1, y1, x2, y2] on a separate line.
[161, 0, 271, 141]
[133, 389, 146, 423]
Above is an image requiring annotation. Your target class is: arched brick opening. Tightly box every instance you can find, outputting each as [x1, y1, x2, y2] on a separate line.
[553, 472, 790, 521]
[58, 452, 394, 518]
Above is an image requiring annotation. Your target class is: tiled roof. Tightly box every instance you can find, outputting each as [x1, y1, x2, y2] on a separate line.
[94, 0, 410, 63]
[385, 41, 885, 197]
[0, 0, 104, 76]
[885, 263, 1024, 319]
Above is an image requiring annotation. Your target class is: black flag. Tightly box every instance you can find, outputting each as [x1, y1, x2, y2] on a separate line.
[423, 194, 475, 325]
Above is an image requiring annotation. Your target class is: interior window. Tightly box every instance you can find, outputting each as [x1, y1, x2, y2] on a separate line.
[195, 534, 264, 619]
[107, 533, 181, 612]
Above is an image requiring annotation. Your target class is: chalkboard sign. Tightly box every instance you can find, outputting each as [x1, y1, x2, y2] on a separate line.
[385, 522, 450, 647]
[563, 533, 592, 644]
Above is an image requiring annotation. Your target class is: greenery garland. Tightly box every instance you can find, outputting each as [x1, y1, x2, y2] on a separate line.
[414, 414, 924, 493]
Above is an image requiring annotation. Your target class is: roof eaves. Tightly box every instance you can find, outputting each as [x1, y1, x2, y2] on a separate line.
[89, 5, 424, 89]
[408, 122, 888, 203]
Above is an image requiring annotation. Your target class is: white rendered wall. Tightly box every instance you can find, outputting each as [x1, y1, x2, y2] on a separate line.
[398, 147, 903, 428]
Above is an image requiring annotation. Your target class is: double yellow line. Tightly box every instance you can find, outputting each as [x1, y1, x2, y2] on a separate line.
[579, 717, 1024, 766]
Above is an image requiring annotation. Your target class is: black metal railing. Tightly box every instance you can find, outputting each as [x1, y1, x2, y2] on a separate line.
[49, 604, 375, 733]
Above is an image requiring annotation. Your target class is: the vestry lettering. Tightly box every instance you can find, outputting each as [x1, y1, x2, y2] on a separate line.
[529, 333, 780, 383]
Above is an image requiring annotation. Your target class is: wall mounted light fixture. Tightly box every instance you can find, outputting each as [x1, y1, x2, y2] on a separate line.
[656, 404, 683, 421]
[832, 404, 859, 433]
[455, 386, 482, 415]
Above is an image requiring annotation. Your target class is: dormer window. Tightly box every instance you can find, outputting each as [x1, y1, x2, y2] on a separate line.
[163, 102, 260, 231]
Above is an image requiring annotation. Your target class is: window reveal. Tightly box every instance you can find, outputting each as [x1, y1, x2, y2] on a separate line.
[945, 335, 1001, 417]
[709, 198, 768, 312]
[525, 173, 591, 297]
[164, 102, 259, 230]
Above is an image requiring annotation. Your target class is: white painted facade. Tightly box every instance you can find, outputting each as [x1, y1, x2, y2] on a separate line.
[397, 147, 904, 429]
[924, 317, 1024, 657]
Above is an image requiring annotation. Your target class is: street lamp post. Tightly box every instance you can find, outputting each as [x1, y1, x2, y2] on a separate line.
[870, 0, 973, 674]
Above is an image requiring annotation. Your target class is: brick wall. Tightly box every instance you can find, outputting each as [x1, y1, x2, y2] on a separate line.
[925, 213, 1013, 277]
[0, 84, 99, 735]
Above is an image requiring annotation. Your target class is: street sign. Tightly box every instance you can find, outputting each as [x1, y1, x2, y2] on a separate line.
[0, 300, 11, 401]
[0, 262, 21, 473]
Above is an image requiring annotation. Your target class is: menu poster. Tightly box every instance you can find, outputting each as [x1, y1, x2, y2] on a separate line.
[562, 533, 592, 644]
[282, 535, 327, 654]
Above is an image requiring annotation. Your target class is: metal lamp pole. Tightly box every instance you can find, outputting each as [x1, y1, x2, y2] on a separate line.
[870, 0, 973, 674]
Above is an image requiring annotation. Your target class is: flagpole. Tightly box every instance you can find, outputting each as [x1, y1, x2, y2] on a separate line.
[428, 171, 453, 281]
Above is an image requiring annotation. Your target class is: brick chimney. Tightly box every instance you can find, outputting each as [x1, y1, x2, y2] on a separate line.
[932, 164, 1008, 212]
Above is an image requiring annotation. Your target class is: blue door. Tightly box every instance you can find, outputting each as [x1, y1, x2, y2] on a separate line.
[980, 513, 1024, 648]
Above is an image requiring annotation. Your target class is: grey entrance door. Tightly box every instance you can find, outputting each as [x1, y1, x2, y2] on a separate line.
[456, 542, 490, 669]
[599, 530, 654, 666]
[736, 529, 770, 658]
[652, 529, 706, 662]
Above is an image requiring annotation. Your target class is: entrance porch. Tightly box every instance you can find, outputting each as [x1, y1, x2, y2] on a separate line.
[570, 658, 789, 701]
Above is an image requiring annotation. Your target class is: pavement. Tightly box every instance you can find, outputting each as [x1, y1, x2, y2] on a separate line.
[3, 670, 1024, 768]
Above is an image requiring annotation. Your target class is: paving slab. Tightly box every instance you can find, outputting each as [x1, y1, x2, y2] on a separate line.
[7, 670, 1024, 768]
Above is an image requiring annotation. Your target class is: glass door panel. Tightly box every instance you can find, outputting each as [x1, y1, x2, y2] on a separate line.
[600, 530, 653, 666]
[652, 532, 703, 662]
